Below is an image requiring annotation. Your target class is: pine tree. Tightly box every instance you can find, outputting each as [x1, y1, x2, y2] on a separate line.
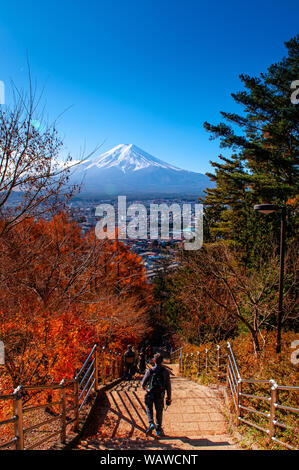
[202, 35, 299, 262]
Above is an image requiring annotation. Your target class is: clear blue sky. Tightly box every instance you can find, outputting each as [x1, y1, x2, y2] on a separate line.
[0, 0, 298, 173]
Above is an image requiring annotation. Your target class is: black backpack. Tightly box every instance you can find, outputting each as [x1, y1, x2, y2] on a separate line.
[147, 367, 165, 396]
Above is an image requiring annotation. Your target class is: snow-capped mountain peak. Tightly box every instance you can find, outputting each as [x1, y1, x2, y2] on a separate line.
[83, 144, 182, 173]
[69, 143, 212, 197]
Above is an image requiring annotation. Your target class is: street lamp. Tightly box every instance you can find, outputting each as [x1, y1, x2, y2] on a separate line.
[253, 204, 286, 353]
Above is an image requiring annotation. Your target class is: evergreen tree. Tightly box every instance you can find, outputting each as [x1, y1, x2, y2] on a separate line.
[202, 35, 299, 262]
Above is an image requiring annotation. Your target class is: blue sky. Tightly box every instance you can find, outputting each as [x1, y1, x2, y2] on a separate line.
[0, 0, 298, 173]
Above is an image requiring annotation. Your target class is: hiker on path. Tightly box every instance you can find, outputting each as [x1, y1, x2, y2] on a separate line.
[138, 347, 146, 374]
[123, 344, 136, 380]
[145, 344, 153, 363]
[141, 352, 171, 437]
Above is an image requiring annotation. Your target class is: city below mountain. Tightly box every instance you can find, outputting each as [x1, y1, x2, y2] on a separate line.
[69, 144, 213, 199]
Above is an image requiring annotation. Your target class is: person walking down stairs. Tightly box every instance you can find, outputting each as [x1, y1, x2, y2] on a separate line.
[141, 353, 172, 438]
[123, 345, 136, 380]
[138, 347, 146, 374]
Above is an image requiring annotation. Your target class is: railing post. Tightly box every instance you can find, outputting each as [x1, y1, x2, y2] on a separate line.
[236, 379, 242, 426]
[113, 351, 116, 379]
[102, 346, 106, 384]
[60, 380, 66, 444]
[117, 352, 120, 378]
[115, 351, 118, 379]
[179, 349, 183, 373]
[205, 348, 208, 374]
[217, 345, 220, 376]
[109, 350, 112, 382]
[184, 354, 188, 376]
[13, 386, 24, 450]
[269, 379, 278, 441]
[74, 380, 79, 431]
[110, 350, 113, 380]
[94, 346, 99, 391]
[115, 352, 118, 378]
[226, 357, 229, 388]
[197, 351, 200, 376]
[190, 353, 194, 380]
[117, 352, 121, 377]
[226, 342, 229, 388]
[121, 351, 124, 377]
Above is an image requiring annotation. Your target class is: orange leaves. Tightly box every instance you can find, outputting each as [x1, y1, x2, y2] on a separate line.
[0, 212, 152, 395]
[286, 196, 298, 208]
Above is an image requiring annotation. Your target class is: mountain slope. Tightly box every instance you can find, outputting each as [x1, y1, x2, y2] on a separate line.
[69, 144, 212, 198]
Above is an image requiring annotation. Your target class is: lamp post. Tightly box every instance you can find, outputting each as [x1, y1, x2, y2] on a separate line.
[253, 204, 286, 353]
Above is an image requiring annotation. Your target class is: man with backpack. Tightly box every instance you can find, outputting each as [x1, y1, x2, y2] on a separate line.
[141, 352, 171, 437]
[123, 344, 136, 380]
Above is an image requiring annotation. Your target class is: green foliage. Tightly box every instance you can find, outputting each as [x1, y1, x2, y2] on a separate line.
[202, 35, 299, 265]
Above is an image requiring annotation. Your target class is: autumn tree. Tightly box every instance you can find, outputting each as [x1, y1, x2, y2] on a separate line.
[0, 71, 101, 236]
[0, 214, 152, 389]
[176, 243, 298, 353]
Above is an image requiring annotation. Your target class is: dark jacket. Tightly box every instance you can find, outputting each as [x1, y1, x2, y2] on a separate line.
[141, 364, 171, 400]
[124, 349, 136, 364]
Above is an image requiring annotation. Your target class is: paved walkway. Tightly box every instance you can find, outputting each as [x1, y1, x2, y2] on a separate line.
[74, 364, 239, 450]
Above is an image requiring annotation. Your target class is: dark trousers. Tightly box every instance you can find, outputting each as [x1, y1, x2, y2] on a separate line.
[145, 392, 164, 429]
[138, 359, 146, 374]
[125, 363, 135, 379]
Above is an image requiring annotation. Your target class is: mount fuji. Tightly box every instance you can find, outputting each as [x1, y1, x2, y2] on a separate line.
[69, 144, 212, 198]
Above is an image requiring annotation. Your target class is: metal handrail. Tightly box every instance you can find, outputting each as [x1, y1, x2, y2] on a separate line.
[0, 437, 18, 449]
[227, 354, 239, 386]
[79, 370, 94, 401]
[23, 401, 61, 413]
[79, 379, 95, 411]
[274, 420, 298, 431]
[241, 379, 271, 384]
[23, 414, 62, 434]
[276, 385, 299, 391]
[227, 365, 238, 397]
[271, 437, 295, 451]
[75, 344, 97, 380]
[239, 417, 269, 434]
[227, 373, 238, 410]
[0, 343, 125, 450]
[0, 416, 17, 426]
[227, 342, 241, 379]
[274, 403, 299, 413]
[25, 429, 62, 451]
[170, 347, 183, 364]
[239, 404, 270, 418]
[170, 346, 183, 356]
[240, 392, 270, 402]
[23, 384, 62, 391]
[0, 394, 15, 400]
[79, 358, 95, 387]
[178, 341, 298, 450]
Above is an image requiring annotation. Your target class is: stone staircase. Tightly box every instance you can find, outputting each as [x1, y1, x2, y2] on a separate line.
[73, 363, 240, 450]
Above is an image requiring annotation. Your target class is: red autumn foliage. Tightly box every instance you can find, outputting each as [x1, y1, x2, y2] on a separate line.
[0, 213, 153, 435]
